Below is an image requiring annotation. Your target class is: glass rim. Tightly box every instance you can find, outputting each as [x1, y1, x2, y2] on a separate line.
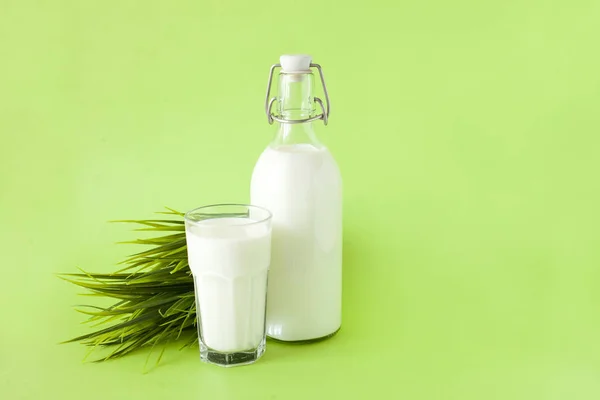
[184, 203, 272, 227]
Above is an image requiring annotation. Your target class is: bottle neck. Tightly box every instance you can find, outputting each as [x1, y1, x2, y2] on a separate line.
[271, 122, 321, 147]
[271, 72, 322, 148]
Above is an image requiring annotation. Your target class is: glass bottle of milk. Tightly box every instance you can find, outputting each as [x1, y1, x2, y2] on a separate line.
[251, 55, 342, 342]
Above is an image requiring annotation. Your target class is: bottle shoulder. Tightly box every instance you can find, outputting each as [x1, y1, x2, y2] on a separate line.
[253, 145, 339, 172]
[251, 144, 341, 187]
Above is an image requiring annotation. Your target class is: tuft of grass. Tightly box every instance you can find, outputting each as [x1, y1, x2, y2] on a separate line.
[59, 208, 197, 364]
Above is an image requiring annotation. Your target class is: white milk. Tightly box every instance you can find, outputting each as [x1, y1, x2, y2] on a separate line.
[185, 217, 271, 352]
[251, 144, 342, 341]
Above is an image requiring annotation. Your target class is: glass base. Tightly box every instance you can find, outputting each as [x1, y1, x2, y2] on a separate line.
[267, 327, 340, 344]
[200, 338, 266, 368]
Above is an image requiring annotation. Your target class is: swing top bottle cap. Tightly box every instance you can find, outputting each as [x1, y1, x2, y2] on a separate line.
[280, 54, 312, 73]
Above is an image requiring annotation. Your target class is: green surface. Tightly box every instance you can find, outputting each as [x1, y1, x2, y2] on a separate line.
[1, 1, 600, 399]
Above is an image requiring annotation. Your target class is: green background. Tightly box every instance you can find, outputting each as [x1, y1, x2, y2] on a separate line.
[1, 1, 599, 399]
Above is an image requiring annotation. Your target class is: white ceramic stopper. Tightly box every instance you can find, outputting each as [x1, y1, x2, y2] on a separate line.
[280, 54, 312, 72]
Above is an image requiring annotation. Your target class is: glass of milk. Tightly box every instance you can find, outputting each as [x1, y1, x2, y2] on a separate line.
[184, 204, 272, 367]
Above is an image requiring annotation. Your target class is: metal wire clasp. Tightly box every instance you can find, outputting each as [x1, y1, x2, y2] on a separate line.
[264, 63, 331, 125]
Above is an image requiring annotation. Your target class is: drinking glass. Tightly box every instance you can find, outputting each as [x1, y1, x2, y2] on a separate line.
[184, 204, 272, 367]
